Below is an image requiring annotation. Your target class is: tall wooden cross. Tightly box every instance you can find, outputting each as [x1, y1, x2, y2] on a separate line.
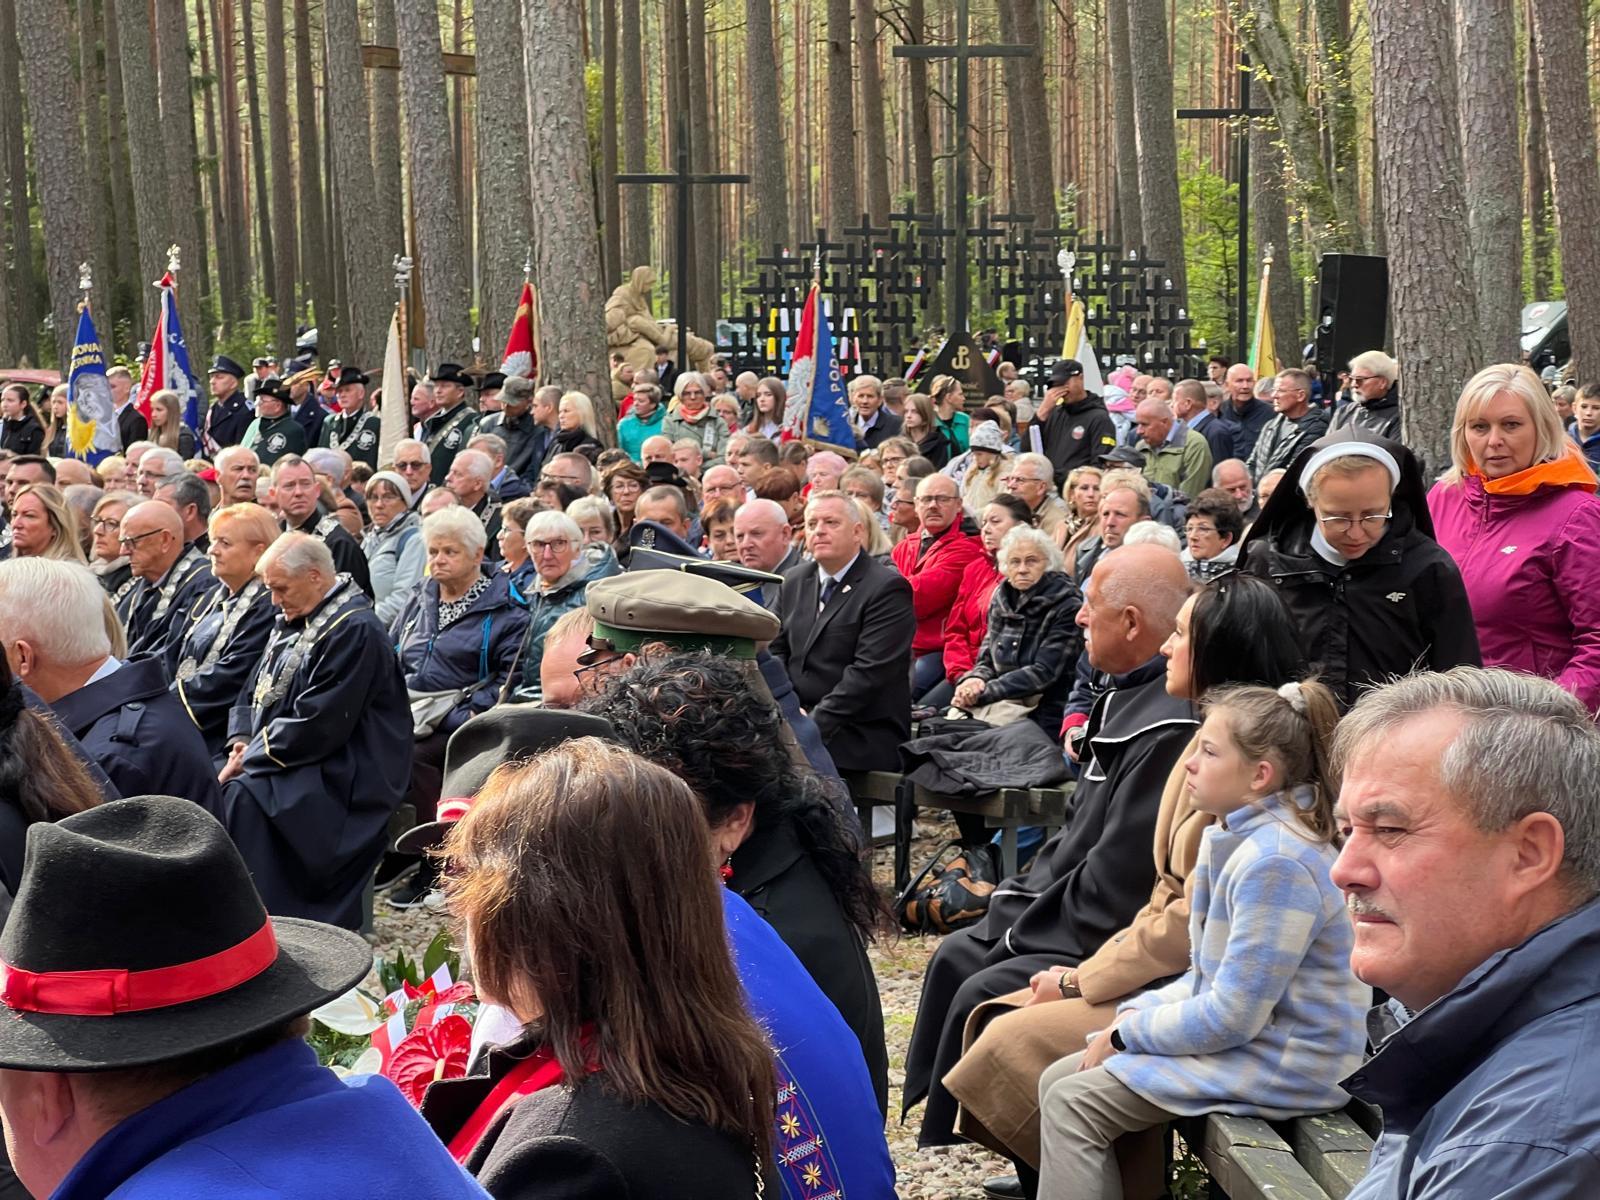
[894, 0, 1032, 337]
[617, 114, 749, 362]
[1176, 53, 1271, 355]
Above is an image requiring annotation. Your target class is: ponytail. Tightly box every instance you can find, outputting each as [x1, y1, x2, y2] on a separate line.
[1203, 677, 1343, 843]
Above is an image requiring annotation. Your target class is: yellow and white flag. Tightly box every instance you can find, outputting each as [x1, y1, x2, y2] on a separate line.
[379, 306, 409, 465]
[1061, 297, 1105, 394]
[1250, 254, 1280, 379]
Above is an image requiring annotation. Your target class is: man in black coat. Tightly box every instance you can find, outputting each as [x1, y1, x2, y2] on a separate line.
[771, 490, 915, 774]
[318, 365, 381, 469]
[201, 355, 252, 455]
[903, 543, 1198, 1146]
[271, 454, 372, 597]
[417, 364, 481, 486]
[1033, 359, 1119, 486]
[115, 501, 214, 661]
[1218, 362, 1273, 461]
[217, 533, 412, 929]
[108, 366, 148, 451]
[850, 374, 903, 450]
[0, 557, 219, 810]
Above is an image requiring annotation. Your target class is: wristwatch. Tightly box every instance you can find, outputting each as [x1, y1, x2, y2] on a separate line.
[1109, 1027, 1126, 1052]
[1056, 970, 1080, 999]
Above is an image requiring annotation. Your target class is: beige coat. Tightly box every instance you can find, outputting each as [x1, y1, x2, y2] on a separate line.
[941, 734, 1213, 1171]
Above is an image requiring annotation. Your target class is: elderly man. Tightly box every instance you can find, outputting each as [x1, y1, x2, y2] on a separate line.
[1334, 668, 1600, 1197]
[135, 447, 186, 499]
[417, 363, 480, 485]
[1330, 349, 1402, 441]
[537, 607, 592, 709]
[905, 543, 1197, 1146]
[892, 474, 983, 694]
[272, 455, 371, 596]
[1133, 397, 1213, 498]
[735, 498, 802, 611]
[116, 500, 214, 658]
[201, 354, 251, 454]
[0, 558, 218, 808]
[701, 463, 744, 507]
[443, 448, 502, 556]
[218, 533, 411, 928]
[215, 445, 261, 505]
[617, 380, 666, 461]
[772, 491, 915, 773]
[0, 798, 488, 1200]
[391, 438, 436, 511]
[1001, 452, 1071, 538]
[806, 451, 849, 494]
[1212, 457, 1259, 523]
[542, 451, 595, 495]
[467, 432, 531, 501]
[1035, 359, 1118, 485]
[1218, 363, 1270, 460]
[851, 374, 903, 450]
[153, 472, 213, 552]
[634, 484, 695, 542]
[318, 364, 381, 468]
[1174, 377, 1233, 466]
[478, 370, 505, 413]
[476, 377, 544, 480]
[241, 379, 306, 465]
[1247, 367, 1329, 480]
[639, 434, 674, 466]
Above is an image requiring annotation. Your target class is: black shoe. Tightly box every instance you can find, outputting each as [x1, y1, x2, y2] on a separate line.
[982, 1176, 1023, 1200]
[373, 853, 418, 892]
[387, 871, 433, 910]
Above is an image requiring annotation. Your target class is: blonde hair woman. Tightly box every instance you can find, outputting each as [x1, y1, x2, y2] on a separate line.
[1428, 363, 1600, 711]
[9, 484, 85, 563]
[148, 389, 197, 457]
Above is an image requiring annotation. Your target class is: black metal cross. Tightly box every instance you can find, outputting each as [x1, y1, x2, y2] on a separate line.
[1177, 53, 1272, 356]
[617, 113, 749, 362]
[894, 0, 1032, 339]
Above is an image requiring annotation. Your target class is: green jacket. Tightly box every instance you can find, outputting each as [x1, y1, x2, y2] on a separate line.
[1140, 427, 1214, 499]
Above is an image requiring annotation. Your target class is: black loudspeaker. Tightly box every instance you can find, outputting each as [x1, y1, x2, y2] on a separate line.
[1313, 254, 1388, 375]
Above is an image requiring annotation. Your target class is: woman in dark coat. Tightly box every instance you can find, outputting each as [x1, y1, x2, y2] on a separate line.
[0, 385, 43, 456]
[423, 739, 775, 1199]
[1237, 428, 1481, 709]
[585, 652, 892, 1114]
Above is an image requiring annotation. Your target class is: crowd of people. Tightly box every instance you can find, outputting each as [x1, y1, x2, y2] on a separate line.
[0, 342, 1590, 1198]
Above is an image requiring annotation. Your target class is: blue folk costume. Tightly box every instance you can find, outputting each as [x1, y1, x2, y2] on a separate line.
[169, 579, 278, 758]
[219, 577, 411, 929]
[117, 544, 215, 661]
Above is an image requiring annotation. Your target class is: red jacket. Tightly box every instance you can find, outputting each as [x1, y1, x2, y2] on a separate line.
[942, 554, 1002, 683]
[891, 523, 985, 656]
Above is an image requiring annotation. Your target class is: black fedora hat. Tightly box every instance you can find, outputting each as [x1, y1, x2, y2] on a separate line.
[0, 797, 371, 1072]
[331, 364, 369, 389]
[396, 709, 617, 855]
[480, 371, 507, 392]
[255, 377, 290, 405]
[430, 362, 474, 389]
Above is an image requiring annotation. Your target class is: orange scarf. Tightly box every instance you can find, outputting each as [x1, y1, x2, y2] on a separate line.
[1470, 442, 1598, 496]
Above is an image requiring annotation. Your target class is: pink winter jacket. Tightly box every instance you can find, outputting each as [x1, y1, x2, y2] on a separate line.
[1428, 470, 1600, 715]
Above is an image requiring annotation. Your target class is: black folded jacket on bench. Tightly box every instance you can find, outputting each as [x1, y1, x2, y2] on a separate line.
[899, 718, 1070, 796]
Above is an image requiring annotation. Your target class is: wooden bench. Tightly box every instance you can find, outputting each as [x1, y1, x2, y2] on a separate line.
[1177, 1106, 1374, 1200]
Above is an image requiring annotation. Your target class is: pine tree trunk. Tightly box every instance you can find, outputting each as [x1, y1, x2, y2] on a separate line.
[155, 0, 207, 355]
[1523, 0, 1553, 298]
[906, 0, 935, 215]
[77, 0, 111, 341]
[1251, 122, 1301, 367]
[113, 0, 176, 333]
[370, 0, 406, 265]
[264, 0, 297, 352]
[17, 0, 96, 368]
[745, 0, 788, 252]
[688, 0, 718, 331]
[293, 0, 332, 355]
[1309, 0, 1365, 249]
[394, 0, 472, 364]
[995, 0, 1033, 215]
[1453, 0, 1521, 361]
[242, 0, 277, 310]
[1125, 0, 1184, 294]
[196, 0, 235, 331]
[476, 0, 533, 359]
[1369, 0, 1481, 469]
[825, 0, 856, 232]
[523, 0, 611, 420]
[0, 0, 35, 358]
[1011, 0, 1058, 222]
[620, 0, 649, 268]
[1106, 0, 1142, 248]
[323, 0, 389, 367]
[856, 0, 890, 225]
[599, 0, 621, 288]
[215, 0, 252, 316]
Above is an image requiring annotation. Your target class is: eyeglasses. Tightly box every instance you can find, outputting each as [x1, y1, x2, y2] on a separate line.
[136, 468, 170, 482]
[91, 517, 123, 532]
[1185, 523, 1218, 537]
[544, 474, 585, 487]
[395, 460, 429, 472]
[1350, 375, 1379, 386]
[1316, 511, 1391, 535]
[118, 529, 164, 548]
[530, 538, 572, 554]
[915, 494, 959, 506]
[1001, 474, 1043, 486]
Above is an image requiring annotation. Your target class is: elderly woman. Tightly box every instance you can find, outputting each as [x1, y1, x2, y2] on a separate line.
[1428, 362, 1600, 712]
[11, 484, 85, 563]
[507, 510, 619, 703]
[87, 490, 140, 601]
[172, 502, 279, 756]
[662, 371, 730, 466]
[494, 496, 541, 593]
[360, 470, 424, 625]
[1239, 427, 1480, 709]
[1330, 349, 1401, 440]
[567, 495, 616, 547]
[950, 525, 1083, 733]
[923, 495, 1034, 711]
[942, 576, 1308, 1195]
[389, 507, 530, 908]
[422, 740, 778, 1197]
[602, 461, 647, 545]
[1180, 487, 1245, 581]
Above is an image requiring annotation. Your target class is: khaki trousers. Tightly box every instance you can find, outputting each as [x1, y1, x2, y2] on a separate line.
[1037, 1051, 1174, 1200]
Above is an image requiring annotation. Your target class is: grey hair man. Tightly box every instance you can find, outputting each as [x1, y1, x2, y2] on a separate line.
[1001, 451, 1070, 539]
[153, 473, 214, 550]
[135, 448, 186, 499]
[1333, 667, 1600, 1199]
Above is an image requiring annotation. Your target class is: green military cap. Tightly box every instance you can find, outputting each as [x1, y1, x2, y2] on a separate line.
[582, 572, 780, 665]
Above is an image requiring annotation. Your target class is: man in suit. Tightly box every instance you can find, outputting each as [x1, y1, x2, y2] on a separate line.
[850, 374, 903, 450]
[734, 498, 803, 614]
[107, 366, 147, 451]
[771, 490, 915, 773]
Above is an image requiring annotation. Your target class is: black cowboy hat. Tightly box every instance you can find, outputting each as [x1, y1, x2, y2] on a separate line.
[331, 364, 369, 388]
[430, 362, 474, 388]
[395, 710, 617, 855]
[255, 377, 291, 404]
[0, 797, 370, 1072]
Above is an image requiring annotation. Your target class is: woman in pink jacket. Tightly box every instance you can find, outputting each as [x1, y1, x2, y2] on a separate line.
[1428, 363, 1600, 713]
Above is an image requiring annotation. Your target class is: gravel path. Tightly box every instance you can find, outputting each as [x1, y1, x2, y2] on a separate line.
[373, 821, 1009, 1199]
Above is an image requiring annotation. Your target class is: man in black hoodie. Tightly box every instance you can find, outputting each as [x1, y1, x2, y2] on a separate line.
[1034, 359, 1118, 486]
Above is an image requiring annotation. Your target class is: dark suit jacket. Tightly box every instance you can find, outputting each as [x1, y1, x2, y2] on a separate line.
[854, 408, 903, 450]
[116, 404, 149, 451]
[771, 553, 914, 772]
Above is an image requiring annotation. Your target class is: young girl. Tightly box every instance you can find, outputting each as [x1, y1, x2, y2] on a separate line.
[1036, 680, 1368, 1200]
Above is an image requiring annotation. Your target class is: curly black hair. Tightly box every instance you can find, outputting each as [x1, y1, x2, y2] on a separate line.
[581, 651, 882, 938]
